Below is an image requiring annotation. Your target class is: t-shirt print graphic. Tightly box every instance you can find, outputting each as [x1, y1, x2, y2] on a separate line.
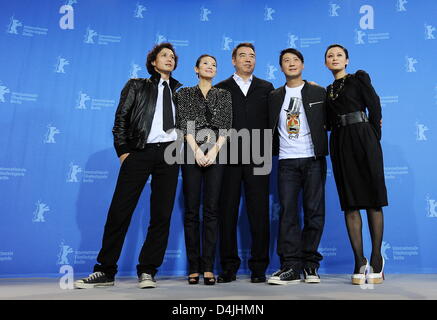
[284, 97, 302, 139]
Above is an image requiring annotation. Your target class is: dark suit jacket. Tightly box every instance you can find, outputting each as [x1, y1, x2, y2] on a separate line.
[215, 75, 274, 164]
[268, 81, 329, 157]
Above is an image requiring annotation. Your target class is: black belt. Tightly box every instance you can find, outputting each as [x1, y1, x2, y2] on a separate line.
[143, 141, 175, 148]
[336, 111, 368, 127]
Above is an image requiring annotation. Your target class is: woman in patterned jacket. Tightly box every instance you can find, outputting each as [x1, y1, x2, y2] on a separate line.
[175, 54, 232, 285]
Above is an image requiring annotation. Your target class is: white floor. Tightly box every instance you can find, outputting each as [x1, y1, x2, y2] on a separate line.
[1, 274, 437, 300]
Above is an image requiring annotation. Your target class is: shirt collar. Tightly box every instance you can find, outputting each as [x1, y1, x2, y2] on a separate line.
[159, 78, 170, 87]
[233, 73, 253, 84]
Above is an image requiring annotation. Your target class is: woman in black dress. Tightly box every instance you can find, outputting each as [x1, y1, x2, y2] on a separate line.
[175, 54, 232, 285]
[324, 44, 388, 285]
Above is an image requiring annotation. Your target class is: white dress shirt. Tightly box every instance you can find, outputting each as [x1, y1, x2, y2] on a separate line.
[147, 78, 178, 143]
[233, 73, 253, 96]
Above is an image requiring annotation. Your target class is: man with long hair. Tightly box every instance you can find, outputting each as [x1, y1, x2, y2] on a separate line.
[74, 43, 182, 289]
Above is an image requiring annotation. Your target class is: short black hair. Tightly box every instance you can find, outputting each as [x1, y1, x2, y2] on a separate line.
[195, 54, 217, 68]
[146, 42, 178, 75]
[232, 42, 255, 59]
[279, 48, 304, 67]
[195, 54, 217, 78]
[324, 44, 349, 60]
[324, 44, 349, 68]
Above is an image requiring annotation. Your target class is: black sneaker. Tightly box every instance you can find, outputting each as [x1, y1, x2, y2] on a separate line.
[303, 268, 321, 283]
[74, 271, 114, 289]
[138, 273, 157, 289]
[267, 267, 301, 285]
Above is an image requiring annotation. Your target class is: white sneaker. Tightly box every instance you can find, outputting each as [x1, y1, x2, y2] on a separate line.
[138, 273, 157, 289]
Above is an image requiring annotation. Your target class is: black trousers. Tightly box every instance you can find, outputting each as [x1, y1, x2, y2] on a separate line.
[219, 164, 270, 276]
[182, 160, 224, 274]
[277, 157, 326, 271]
[94, 142, 179, 278]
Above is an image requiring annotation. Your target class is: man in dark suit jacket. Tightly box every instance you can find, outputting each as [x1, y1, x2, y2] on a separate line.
[215, 43, 274, 283]
[267, 48, 328, 285]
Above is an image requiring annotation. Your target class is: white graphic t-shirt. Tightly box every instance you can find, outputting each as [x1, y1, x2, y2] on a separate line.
[278, 83, 315, 159]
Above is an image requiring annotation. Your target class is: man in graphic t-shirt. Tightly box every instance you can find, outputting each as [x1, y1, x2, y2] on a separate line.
[267, 48, 328, 285]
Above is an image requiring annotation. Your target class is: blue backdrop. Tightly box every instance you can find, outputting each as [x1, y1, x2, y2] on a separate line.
[1, 0, 436, 278]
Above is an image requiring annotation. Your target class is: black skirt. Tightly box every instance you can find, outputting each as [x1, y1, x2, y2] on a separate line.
[330, 122, 388, 211]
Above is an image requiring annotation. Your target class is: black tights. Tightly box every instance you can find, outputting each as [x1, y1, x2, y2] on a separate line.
[344, 208, 384, 273]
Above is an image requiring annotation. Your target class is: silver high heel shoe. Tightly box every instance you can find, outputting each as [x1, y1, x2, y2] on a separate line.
[351, 258, 369, 285]
[366, 257, 385, 284]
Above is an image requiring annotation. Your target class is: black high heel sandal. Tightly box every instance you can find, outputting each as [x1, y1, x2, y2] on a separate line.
[204, 276, 216, 286]
[188, 275, 199, 285]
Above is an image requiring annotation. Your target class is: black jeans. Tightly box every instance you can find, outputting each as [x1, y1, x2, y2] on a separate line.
[182, 159, 224, 274]
[277, 157, 326, 271]
[94, 142, 179, 278]
[219, 164, 270, 276]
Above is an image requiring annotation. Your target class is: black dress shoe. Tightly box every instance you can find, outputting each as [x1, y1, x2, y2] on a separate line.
[250, 275, 266, 283]
[217, 271, 236, 283]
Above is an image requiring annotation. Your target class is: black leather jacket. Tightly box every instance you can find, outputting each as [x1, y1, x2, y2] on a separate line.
[112, 74, 182, 157]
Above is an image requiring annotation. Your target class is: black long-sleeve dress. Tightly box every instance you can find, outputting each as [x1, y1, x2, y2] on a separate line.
[327, 70, 388, 211]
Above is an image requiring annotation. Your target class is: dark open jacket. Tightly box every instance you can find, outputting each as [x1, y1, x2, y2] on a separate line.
[268, 81, 329, 158]
[112, 74, 182, 157]
[215, 75, 274, 164]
